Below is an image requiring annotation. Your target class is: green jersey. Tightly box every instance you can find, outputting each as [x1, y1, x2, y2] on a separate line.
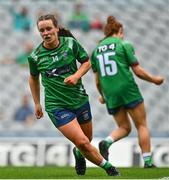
[91, 37, 143, 109]
[28, 37, 89, 112]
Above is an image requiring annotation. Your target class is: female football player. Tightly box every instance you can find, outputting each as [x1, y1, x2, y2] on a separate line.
[91, 15, 164, 168]
[28, 14, 119, 176]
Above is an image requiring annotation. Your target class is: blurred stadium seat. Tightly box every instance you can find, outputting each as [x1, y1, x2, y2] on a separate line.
[0, 0, 168, 137]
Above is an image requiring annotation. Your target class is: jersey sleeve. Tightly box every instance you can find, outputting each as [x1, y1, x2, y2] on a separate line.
[72, 39, 89, 63]
[90, 50, 97, 72]
[123, 41, 139, 66]
[27, 53, 39, 76]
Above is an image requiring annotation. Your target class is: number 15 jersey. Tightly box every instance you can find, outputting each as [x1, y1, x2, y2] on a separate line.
[91, 37, 143, 109]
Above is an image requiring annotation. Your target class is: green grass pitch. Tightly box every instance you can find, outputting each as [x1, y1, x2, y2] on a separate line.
[0, 167, 168, 179]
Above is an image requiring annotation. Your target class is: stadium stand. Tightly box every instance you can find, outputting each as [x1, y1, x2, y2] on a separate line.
[0, 0, 168, 137]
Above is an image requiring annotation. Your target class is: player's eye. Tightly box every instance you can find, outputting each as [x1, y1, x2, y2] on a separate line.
[39, 28, 44, 33]
[46, 27, 52, 31]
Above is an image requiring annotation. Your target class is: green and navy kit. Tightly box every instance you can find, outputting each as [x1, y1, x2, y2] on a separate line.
[28, 36, 89, 113]
[91, 37, 143, 110]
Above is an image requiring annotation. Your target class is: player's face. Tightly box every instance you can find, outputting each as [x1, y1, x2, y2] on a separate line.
[38, 19, 59, 47]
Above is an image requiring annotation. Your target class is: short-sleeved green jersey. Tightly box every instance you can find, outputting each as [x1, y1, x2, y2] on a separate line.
[28, 36, 89, 112]
[91, 37, 143, 109]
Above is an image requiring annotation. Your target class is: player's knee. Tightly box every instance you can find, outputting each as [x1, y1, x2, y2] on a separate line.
[75, 137, 90, 151]
[135, 121, 147, 130]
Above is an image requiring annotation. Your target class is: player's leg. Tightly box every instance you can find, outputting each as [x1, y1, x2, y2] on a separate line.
[58, 119, 120, 176]
[80, 121, 93, 141]
[72, 102, 93, 175]
[127, 102, 155, 168]
[99, 107, 131, 160]
[76, 101, 93, 141]
[72, 121, 92, 175]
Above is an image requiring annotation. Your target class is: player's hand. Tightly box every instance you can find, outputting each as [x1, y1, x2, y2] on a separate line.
[154, 76, 164, 85]
[99, 96, 105, 104]
[64, 75, 79, 85]
[35, 104, 43, 119]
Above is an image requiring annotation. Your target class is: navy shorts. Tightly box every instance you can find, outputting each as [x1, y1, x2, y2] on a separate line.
[108, 99, 143, 115]
[48, 102, 92, 127]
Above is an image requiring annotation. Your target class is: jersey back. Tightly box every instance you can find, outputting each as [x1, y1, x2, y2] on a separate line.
[91, 37, 143, 109]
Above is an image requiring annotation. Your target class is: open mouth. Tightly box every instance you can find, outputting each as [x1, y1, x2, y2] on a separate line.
[44, 36, 51, 41]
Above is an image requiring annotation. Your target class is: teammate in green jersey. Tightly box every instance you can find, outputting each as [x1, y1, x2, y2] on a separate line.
[28, 14, 119, 176]
[91, 16, 164, 168]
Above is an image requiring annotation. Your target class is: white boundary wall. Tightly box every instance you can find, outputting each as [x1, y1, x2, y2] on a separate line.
[0, 137, 168, 167]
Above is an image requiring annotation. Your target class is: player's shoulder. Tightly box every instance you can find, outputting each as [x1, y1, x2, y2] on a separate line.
[122, 40, 134, 48]
[91, 43, 100, 59]
[28, 44, 42, 61]
[59, 36, 78, 47]
[92, 44, 99, 54]
[92, 38, 106, 54]
[60, 36, 75, 42]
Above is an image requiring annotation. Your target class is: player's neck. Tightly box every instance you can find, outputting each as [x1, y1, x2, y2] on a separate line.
[43, 39, 60, 49]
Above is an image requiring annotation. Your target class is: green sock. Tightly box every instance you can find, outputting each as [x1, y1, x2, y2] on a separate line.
[75, 148, 83, 159]
[105, 136, 115, 148]
[143, 153, 152, 165]
[144, 157, 152, 166]
[100, 159, 112, 170]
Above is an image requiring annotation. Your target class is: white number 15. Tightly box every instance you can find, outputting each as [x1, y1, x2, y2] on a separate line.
[97, 52, 117, 77]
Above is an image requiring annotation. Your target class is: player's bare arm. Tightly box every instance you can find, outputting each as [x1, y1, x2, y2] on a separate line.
[94, 72, 105, 104]
[29, 75, 43, 119]
[132, 64, 164, 85]
[64, 60, 91, 85]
